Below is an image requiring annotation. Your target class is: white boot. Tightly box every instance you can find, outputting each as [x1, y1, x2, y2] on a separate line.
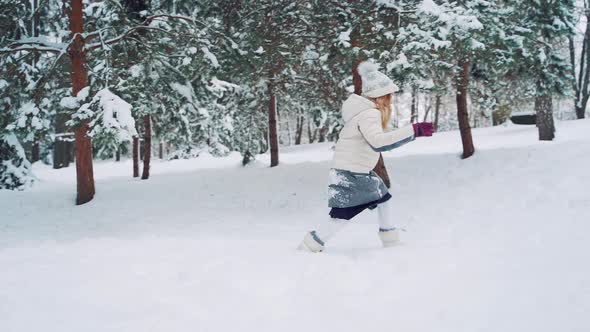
[298, 231, 324, 253]
[379, 228, 400, 247]
[298, 217, 347, 253]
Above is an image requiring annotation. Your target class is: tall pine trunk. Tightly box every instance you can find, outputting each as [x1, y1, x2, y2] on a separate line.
[410, 86, 418, 123]
[535, 94, 555, 141]
[69, 0, 94, 205]
[141, 115, 151, 179]
[295, 114, 304, 145]
[307, 119, 316, 143]
[456, 60, 475, 159]
[570, 6, 590, 120]
[31, 141, 40, 163]
[53, 113, 70, 169]
[434, 94, 441, 132]
[133, 137, 139, 177]
[268, 84, 279, 167]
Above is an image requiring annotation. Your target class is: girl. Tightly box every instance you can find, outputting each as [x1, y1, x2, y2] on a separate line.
[298, 61, 433, 253]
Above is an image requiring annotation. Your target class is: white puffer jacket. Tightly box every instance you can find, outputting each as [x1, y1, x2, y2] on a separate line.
[332, 94, 415, 173]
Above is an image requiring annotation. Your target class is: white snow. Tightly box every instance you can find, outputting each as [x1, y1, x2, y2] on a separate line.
[338, 29, 352, 47]
[88, 88, 138, 140]
[418, 0, 441, 14]
[129, 65, 143, 78]
[209, 78, 241, 92]
[171, 82, 195, 103]
[1, 133, 35, 190]
[1, 120, 590, 332]
[76, 86, 91, 101]
[201, 46, 219, 68]
[59, 96, 80, 109]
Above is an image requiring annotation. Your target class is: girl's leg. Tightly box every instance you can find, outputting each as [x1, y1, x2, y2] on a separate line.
[314, 217, 347, 244]
[376, 199, 400, 247]
[377, 199, 396, 231]
[298, 217, 347, 252]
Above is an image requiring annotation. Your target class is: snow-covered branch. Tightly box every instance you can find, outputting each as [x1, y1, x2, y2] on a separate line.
[0, 38, 67, 55]
[85, 26, 176, 50]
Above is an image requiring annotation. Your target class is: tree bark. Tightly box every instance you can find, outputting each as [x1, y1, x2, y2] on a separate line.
[571, 6, 590, 120]
[353, 61, 363, 95]
[411, 86, 418, 123]
[31, 141, 40, 163]
[268, 84, 279, 167]
[307, 119, 316, 144]
[159, 141, 164, 159]
[295, 114, 304, 145]
[53, 113, 70, 169]
[69, 0, 94, 205]
[141, 115, 151, 179]
[115, 146, 121, 162]
[456, 60, 475, 159]
[535, 94, 555, 141]
[318, 126, 327, 143]
[434, 94, 441, 131]
[133, 137, 139, 177]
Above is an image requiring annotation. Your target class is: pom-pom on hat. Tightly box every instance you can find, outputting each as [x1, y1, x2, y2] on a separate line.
[357, 61, 398, 98]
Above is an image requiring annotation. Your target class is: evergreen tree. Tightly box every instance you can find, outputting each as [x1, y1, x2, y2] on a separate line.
[508, 0, 576, 140]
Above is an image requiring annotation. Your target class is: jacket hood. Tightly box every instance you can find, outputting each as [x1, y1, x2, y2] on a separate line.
[341, 94, 376, 123]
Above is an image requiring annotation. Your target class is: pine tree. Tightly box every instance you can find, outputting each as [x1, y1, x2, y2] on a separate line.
[508, 0, 576, 140]
[395, 0, 518, 158]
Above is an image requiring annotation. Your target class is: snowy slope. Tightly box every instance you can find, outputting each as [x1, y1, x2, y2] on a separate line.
[1, 120, 590, 332]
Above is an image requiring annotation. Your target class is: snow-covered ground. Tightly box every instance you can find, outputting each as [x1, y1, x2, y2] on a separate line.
[1, 120, 590, 332]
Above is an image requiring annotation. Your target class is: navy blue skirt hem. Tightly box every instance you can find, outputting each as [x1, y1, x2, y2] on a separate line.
[329, 192, 392, 220]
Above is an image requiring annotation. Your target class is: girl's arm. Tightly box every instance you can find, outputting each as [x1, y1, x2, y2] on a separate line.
[357, 109, 415, 152]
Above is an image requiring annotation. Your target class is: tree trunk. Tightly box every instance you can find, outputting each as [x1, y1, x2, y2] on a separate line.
[159, 141, 164, 159]
[115, 146, 121, 162]
[571, 7, 590, 120]
[456, 60, 475, 159]
[31, 141, 40, 163]
[53, 113, 70, 169]
[535, 95, 555, 141]
[141, 115, 151, 179]
[318, 126, 327, 143]
[133, 137, 139, 177]
[352, 59, 363, 95]
[268, 84, 279, 167]
[411, 86, 418, 123]
[576, 102, 587, 119]
[295, 114, 304, 145]
[423, 100, 431, 123]
[307, 119, 316, 143]
[31, 0, 42, 165]
[69, 0, 94, 205]
[434, 94, 441, 131]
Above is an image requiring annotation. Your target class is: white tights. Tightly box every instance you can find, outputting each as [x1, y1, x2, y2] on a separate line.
[313, 199, 396, 244]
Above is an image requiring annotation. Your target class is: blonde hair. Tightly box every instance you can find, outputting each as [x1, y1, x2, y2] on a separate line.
[370, 94, 392, 129]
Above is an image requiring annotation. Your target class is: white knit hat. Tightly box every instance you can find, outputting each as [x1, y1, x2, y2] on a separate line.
[358, 61, 398, 98]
